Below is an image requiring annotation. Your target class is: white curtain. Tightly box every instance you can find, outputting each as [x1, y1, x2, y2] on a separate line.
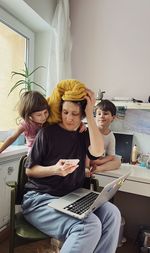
[46, 0, 72, 96]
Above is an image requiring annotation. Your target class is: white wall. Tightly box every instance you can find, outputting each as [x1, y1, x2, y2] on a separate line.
[70, 0, 150, 102]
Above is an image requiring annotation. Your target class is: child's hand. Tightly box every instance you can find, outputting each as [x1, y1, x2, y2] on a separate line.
[90, 161, 97, 173]
[0, 143, 3, 153]
[79, 122, 87, 133]
[85, 166, 95, 177]
[85, 167, 91, 177]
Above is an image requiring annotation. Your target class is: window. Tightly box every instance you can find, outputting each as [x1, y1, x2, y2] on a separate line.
[0, 7, 34, 131]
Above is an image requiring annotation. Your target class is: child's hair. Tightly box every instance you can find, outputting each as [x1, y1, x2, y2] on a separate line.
[95, 99, 116, 116]
[18, 91, 50, 120]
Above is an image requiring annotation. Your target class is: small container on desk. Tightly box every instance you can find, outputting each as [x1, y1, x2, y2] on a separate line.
[131, 145, 138, 165]
[146, 156, 150, 169]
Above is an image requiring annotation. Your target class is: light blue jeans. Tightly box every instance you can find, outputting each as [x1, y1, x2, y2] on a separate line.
[22, 191, 121, 253]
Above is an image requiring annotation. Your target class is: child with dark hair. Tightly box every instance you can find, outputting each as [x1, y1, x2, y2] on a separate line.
[95, 99, 116, 116]
[86, 99, 121, 174]
[0, 91, 50, 154]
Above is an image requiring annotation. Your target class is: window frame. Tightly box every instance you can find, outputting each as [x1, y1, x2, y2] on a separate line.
[0, 6, 34, 70]
[0, 6, 35, 130]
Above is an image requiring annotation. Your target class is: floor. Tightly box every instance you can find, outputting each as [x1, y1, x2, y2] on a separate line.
[0, 237, 139, 253]
[0, 238, 60, 253]
[116, 238, 139, 253]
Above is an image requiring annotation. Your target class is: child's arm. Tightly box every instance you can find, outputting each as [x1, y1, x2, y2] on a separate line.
[85, 156, 91, 177]
[90, 156, 121, 173]
[0, 125, 24, 153]
[91, 155, 115, 166]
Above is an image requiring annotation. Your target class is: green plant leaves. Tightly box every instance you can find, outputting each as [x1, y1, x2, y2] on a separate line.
[8, 63, 46, 96]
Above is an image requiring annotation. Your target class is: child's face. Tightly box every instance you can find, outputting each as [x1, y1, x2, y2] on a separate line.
[30, 109, 49, 125]
[95, 108, 115, 129]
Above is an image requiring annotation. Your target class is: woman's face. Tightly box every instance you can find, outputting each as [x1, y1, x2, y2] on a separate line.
[61, 101, 82, 131]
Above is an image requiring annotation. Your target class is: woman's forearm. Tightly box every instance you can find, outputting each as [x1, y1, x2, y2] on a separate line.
[83, 88, 104, 157]
[26, 161, 79, 178]
[87, 114, 104, 157]
[26, 165, 56, 178]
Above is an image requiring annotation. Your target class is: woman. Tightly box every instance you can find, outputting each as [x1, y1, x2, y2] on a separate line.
[22, 80, 121, 253]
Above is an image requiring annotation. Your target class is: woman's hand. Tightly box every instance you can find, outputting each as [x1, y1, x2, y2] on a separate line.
[54, 159, 79, 177]
[84, 88, 96, 116]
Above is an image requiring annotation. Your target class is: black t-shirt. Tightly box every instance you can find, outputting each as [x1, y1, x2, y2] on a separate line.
[25, 124, 98, 196]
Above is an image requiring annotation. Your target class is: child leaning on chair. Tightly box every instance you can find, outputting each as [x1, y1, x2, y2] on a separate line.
[0, 91, 50, 155]
[0, 90, 87, 155]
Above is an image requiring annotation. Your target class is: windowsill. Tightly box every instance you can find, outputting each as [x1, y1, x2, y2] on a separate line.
[0, 145, 27, 162]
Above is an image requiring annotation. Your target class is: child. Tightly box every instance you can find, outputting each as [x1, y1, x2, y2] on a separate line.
[0, 91, 50, 154]
[0, 91, 86, 155]
[86, 99, 121, 174]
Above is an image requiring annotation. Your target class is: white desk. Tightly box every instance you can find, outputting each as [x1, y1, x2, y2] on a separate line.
[94, 163, 150, 197]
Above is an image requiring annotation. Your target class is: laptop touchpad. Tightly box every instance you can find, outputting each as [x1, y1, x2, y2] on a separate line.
[64, 193, 80, 201]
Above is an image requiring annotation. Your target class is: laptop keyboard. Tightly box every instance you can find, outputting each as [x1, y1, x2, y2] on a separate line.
[64, 192, 99, 215]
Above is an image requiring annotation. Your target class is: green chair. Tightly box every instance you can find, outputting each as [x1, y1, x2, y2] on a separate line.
[7, 155, 50, 253]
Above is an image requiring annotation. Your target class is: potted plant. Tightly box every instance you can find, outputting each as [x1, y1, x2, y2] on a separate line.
[8, 63, 46, 96]
[7, 64, 46, 145]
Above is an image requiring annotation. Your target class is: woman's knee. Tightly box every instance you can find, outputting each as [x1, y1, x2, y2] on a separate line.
[85, 213, 102, 236]
[108, 202, 121, 223]
[95, 202, 121, 225]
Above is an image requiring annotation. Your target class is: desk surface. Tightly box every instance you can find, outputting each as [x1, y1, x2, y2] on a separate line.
[94, 164, 150, 197]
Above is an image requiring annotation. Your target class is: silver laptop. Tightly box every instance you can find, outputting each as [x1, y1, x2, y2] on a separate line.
[48, 172, 130, 220]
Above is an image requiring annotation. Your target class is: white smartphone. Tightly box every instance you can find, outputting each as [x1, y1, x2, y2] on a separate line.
[64, 159, 80, 166]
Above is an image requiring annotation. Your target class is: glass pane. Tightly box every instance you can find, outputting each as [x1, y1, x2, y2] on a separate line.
[0, 21, 26, 130]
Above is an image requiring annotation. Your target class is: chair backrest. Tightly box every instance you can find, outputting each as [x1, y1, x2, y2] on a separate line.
[16, 155, 28, 205]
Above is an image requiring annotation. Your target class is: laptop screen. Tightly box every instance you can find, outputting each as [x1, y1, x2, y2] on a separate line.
[114, 133, 133, 163]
